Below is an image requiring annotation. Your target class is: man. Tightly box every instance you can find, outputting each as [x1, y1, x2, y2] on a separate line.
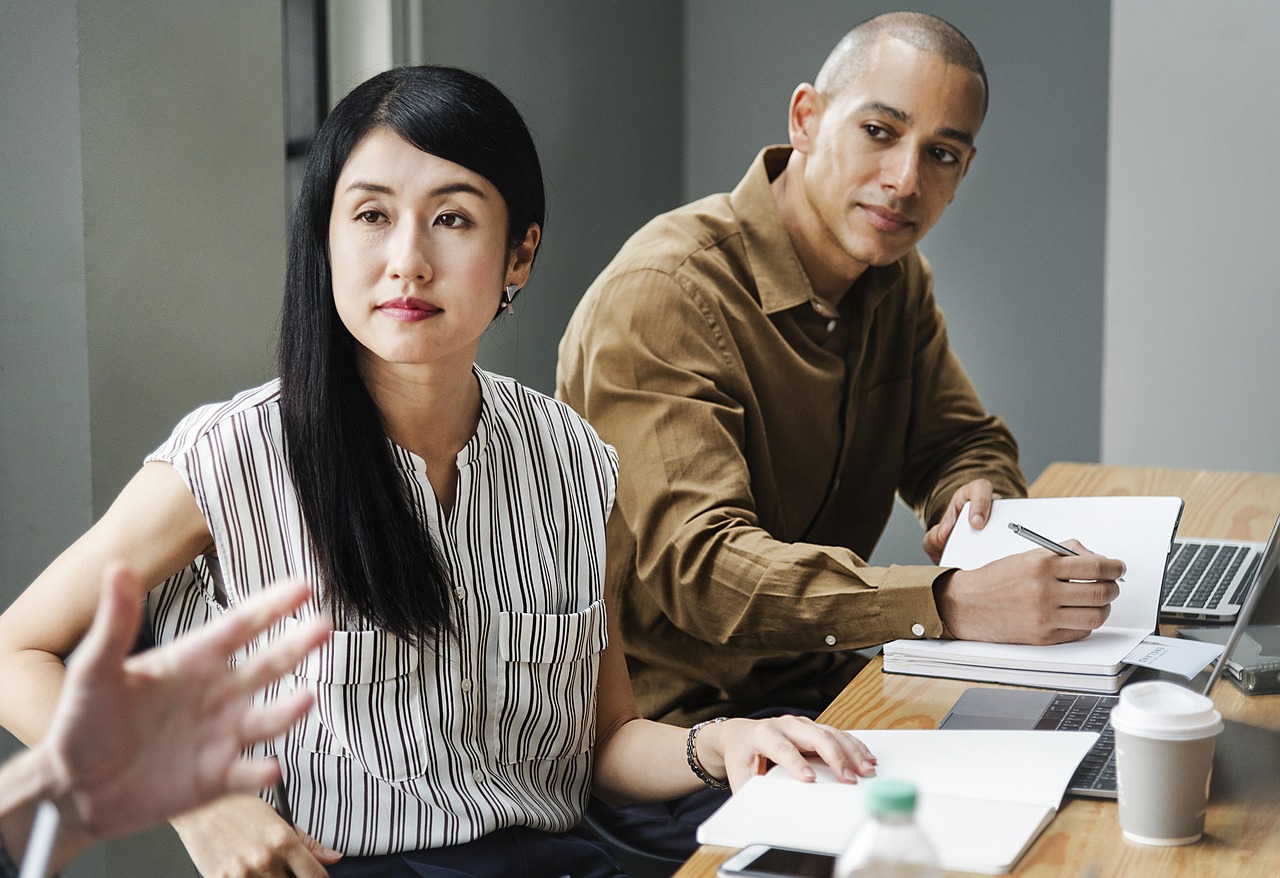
[558, 11, 1124, 732]
[0, 565, 330, 876]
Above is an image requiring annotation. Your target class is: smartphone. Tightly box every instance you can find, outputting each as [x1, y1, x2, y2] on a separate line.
[717, 844, 838, 878]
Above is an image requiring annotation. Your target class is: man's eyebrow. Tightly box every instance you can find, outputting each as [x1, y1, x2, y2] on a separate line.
[341, 180, 488, 198]
[856, 101, 975, 148]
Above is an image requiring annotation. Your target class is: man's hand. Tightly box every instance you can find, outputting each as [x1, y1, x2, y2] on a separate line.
[934, 541, 1125, 644]
[39, 563, 331, 841]
[922, 478, 1000, 564]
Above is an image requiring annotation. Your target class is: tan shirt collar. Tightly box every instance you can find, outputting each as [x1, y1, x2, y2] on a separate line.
[730, 145, 904, 317]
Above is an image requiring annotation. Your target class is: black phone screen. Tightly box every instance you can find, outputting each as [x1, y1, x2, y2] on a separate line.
[721, 846, 837, 878]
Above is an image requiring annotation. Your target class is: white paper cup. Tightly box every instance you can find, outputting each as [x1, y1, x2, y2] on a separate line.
[1109, 680, 1223, 845]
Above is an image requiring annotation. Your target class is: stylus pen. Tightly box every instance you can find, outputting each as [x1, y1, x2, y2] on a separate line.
[1008, 522, 1124, 581]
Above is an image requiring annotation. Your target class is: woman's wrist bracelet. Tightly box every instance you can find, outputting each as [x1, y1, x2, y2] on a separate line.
[686, 716, 730, 791]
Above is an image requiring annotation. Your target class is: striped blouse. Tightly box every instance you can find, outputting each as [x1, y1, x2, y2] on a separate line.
[145, 368, 618, 856]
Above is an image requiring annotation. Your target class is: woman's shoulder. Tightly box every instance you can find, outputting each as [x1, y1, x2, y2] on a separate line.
[150, 379, 282, 463]
[478, 369, 612, 457]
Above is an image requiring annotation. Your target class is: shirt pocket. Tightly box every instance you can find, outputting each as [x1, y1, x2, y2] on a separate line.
[493, 598, 608, 764]
[285, 621, 429, 783]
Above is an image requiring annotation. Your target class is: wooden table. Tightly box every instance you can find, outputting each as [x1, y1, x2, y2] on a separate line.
[674, 463, 1280, 877]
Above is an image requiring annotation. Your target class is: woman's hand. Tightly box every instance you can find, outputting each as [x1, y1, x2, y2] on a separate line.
[696, 715, 878, 792]
[173, 794, 343, 878]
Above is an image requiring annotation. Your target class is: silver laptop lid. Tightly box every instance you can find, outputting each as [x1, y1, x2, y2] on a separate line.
[1199, 513, 1280, 695]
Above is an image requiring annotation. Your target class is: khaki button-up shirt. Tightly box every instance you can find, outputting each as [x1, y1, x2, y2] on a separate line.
[557, 147, 1026, 724]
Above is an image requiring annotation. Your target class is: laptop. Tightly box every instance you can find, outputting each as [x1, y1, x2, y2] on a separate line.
[939, 513, 1280, 798]
[1161, 533, 1268, 622]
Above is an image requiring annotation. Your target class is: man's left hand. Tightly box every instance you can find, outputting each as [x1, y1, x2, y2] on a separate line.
[922, 478, 1000, 564]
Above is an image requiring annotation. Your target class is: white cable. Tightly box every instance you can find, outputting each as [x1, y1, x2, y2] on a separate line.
[17, 800, 59, 878]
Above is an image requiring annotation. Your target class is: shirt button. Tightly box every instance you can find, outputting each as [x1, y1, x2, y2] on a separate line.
[911, 623, 926, 637]
[455, 587, 465, 600]
[824, 634, 837, 646]
[473, 770, 485, 784]
[461, 679, 473, 693]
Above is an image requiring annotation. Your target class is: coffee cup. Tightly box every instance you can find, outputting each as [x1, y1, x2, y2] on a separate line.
[1109, 680, 1223, 845]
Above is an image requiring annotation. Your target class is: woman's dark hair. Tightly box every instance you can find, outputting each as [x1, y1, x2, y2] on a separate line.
[278, 66, 545, 643]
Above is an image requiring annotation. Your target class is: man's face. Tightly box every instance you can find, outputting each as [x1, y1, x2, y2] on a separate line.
[793, 36, 985, 273]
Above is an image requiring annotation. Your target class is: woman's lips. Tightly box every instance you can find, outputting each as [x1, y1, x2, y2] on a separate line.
[378, 297, 441, 321]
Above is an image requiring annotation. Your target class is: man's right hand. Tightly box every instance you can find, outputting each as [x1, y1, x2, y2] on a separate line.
[173, 794, 342, 878]
[934, 541, 1125, 645]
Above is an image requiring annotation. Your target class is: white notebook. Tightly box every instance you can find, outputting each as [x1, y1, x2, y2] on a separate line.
[882, 496, 1183, 692]
[697, 729, 1099, 875]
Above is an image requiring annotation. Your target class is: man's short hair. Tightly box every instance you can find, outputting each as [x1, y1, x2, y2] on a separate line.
[814, 11, 989, 119]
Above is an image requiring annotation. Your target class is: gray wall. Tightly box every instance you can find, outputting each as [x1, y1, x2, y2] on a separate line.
[683, 1, 1112, 564]
[1104, 0, 1280, 472]
[413, 0, 686, 396]
[0, 4, 97, 874]
[1, 2, 287, 876]
[0, 1, 94, 612]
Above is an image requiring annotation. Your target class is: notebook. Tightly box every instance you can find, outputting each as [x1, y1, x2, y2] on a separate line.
[1161, 534, 1267, 622]
[696, 730, 1100, 875]
[883, 496, 1184, 693]
[939, 513, 1280, 798]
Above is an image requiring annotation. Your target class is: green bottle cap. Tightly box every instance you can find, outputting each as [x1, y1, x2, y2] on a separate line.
[865, 778, 918, 815]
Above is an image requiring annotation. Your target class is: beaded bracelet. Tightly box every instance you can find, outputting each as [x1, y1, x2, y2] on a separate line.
[686, 716, 730, 790]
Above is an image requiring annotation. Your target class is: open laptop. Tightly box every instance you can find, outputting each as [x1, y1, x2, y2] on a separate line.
[1161, 532, 1268, 622]
[939, 513, 1280, 798]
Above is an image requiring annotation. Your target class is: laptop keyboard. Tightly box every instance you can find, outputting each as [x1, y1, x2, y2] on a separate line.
[1035, 692, 1120, 793]
[1162, 540, 1259, 611]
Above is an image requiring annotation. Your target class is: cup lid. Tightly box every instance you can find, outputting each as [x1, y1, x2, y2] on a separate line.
[1110, 680, 1223, 740]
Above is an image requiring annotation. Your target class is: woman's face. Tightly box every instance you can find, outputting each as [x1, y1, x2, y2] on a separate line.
[328, 127, 535, 377]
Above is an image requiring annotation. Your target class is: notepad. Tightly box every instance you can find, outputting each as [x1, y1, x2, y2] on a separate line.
[882, 496, 1183, 692]
[697, 729, 1099, 875]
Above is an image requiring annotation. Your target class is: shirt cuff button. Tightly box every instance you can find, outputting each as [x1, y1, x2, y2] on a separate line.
[824, 634, 837, 646]
[911, 623, 925, 637]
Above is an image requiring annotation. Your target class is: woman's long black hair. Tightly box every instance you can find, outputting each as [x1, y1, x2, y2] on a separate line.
[278, 66, 545, 643]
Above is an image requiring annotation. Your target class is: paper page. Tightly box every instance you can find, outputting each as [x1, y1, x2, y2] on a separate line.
[697, 730, 1098, 874]
[817, 730, 1097, 808]
[940, 496, 1182, 630]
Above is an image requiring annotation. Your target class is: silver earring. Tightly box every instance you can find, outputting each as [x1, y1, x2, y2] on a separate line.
[502, 284, 520, 316]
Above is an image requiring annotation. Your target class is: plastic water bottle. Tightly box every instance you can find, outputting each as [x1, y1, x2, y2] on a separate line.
[834, 779, 942, 878]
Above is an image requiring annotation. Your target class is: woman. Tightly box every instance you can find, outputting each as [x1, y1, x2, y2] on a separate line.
[0, 66, 874, 877]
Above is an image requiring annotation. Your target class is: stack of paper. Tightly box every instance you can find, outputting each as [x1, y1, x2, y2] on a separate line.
[882, 496, 1183, 693]
[697, 729, 1099, 875]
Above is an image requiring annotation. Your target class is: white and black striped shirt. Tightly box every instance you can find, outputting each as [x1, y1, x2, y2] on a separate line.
[146, 368, 618, 856]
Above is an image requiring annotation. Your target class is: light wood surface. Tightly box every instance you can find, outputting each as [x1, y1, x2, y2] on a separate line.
[673, 462, 1280, 878]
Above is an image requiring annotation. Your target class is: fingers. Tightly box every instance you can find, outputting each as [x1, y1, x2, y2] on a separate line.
[727, 718, 877, 790]
[71, 563, 144, 677]
[800, 727, 877, 784]
[965, 480, 996, 529]
[238, 690, 316, 747]
[222, 755, 285, 798]
[296, 827, 344, 869]
[237, 617, 331, 693]
[196, 579, 316, 658]
[1052, 550, 1127, 585]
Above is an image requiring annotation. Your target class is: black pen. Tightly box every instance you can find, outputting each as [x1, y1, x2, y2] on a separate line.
[1008, 521, 1124, 581]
